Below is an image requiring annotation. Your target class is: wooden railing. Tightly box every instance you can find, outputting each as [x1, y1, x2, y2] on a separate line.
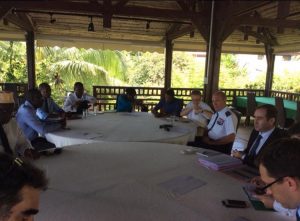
[93, 86, 203, 111]
[93, 86, 300, 111]
[271, 90, 300, 102]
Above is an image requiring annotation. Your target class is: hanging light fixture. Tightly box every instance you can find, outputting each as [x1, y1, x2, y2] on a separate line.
[88, 16, 95, 32]
[146, 21, 150, 30]
[49, 13, 56, 24]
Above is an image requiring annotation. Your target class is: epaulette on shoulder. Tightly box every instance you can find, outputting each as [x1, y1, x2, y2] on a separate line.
[225, 111, 231, 117]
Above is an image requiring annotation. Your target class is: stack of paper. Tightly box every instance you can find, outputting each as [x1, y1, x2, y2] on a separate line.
[198, 150, 242, 170]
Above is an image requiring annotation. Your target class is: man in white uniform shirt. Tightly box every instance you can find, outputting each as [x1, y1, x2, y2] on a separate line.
[0, 91, 38, 158]
[63, 82, 96, 114]
[189, 91, 237, 154]
[180, 90, 213, 126]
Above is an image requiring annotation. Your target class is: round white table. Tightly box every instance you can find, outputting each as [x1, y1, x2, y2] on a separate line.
[45, 112, 198, 147]
[36, 142, 292, 221]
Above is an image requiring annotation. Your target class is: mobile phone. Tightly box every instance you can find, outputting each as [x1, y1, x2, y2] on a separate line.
[222, 199, 248, 208]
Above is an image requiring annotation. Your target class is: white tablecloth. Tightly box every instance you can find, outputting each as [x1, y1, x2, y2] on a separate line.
[36, 142, 292, 221]
[45, 112, 198, 147]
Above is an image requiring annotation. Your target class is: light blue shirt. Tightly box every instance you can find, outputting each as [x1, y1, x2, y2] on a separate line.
[39, 97, 64, 114]
[16, 101, 62, 141]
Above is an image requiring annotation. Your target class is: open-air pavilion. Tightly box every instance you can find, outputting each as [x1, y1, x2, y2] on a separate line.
[1, 0, 300, 121]
[2, 1, 300, 221]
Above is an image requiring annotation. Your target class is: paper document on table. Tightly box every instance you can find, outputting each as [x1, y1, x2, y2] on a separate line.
[158, 175, 206, 195]
[223, 165, 259, 182]
[198, 152, 242, 171]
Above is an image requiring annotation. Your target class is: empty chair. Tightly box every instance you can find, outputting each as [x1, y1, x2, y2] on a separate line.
[245, 92, 256, 126]
[230, 107, 242, 132]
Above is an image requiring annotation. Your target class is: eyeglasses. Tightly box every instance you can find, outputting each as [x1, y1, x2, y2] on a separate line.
[255, 177, 284, 195]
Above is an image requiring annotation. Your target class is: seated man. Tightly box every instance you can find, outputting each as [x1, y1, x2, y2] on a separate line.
[116, 88, 148, 112]
[63, 82, 96, 114]
[0, 153, 48, 221]
[37, 82, 64, 120]
[188, 91, 237, 155]
[152, 88, 183, 117]
[180, 90, 213, 126]
[232, 104, 287, 167]
[0, 91, 38, 159]
[16, 89, 65, 153]
[258, 138, 300, 220]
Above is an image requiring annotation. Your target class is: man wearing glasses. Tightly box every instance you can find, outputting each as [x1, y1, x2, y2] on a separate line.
[0, 153, 48, 221]
[258, 138, 300, 220]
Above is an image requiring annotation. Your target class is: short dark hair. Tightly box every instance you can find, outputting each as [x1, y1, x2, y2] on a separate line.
[259, 138, 300, 179]
[38, 82, 50, 90]
[125, 88, 136, 96]
[213, 91, 226, 100]
[165, 89, 175, 97]
[191, 90, 201, 96]
[25, 89, 42, 103]
[256, 104, 277, 122]
[288, 122, 300, 137]
[0, 153, 48, 218]
[74, 82, 83, 90]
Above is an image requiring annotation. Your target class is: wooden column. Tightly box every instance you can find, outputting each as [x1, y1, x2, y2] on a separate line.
[265, 44, 275, 97]
[25, 31, 35, 89]
[164, 39, 173, 90]
[203, 1, 223, 102]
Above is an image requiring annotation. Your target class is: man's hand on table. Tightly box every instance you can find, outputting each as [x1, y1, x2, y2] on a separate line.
[231, 150, 244, 159]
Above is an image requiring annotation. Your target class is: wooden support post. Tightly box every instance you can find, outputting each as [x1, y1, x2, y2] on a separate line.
[265, 44, 275, 97]
[164, 39, 173, 90]
[204, 41, 222, 102]
[25, 31, 35, 89]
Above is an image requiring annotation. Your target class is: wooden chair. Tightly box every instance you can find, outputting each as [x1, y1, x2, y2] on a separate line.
[275, 97, 286, 129]
[230, 107, 242, 132]
[294, 101, 300, 123]
[245, 92, 256, 126]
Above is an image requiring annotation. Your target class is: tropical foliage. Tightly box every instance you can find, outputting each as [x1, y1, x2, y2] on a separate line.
[1, 40, 300, 106]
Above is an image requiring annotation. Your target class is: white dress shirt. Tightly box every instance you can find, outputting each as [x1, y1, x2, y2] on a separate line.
[185, 101, 212, 126]
[207, 106, 237, 140]
[63, 92, 96, 112]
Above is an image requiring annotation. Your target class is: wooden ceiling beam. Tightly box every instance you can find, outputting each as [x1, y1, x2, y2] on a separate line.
[237, 17, 300, 29]
[114, 0, 130, 12]
[231, 1, 273, 17]
[0, 6, 12, 20]
[1, 1, 196, 20]
[103, 0, 112, 28]
[277, 0, 290, 33]
[5, 13, 34, 31]
[176, 0, 208, 41]
[166, 25, 194, 41]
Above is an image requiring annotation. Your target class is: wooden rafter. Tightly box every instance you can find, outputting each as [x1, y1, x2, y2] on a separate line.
[0, 6, 12, 20]
[114, 0, 130, 12]
[237, 17, 300, 29]
[277, 0, 290, 33]
[1, 1, 199, 21]
[176, 0, 208, 41]
[5, 13, 34, 31]
[103, 0, 112, 28]
[166, 25, 194, 41]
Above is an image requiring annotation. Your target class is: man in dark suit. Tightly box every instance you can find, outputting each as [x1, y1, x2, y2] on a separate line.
[232, 104, 287, 167]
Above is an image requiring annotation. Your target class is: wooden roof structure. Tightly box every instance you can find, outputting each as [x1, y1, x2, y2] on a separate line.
[1, 1, 300, 54]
